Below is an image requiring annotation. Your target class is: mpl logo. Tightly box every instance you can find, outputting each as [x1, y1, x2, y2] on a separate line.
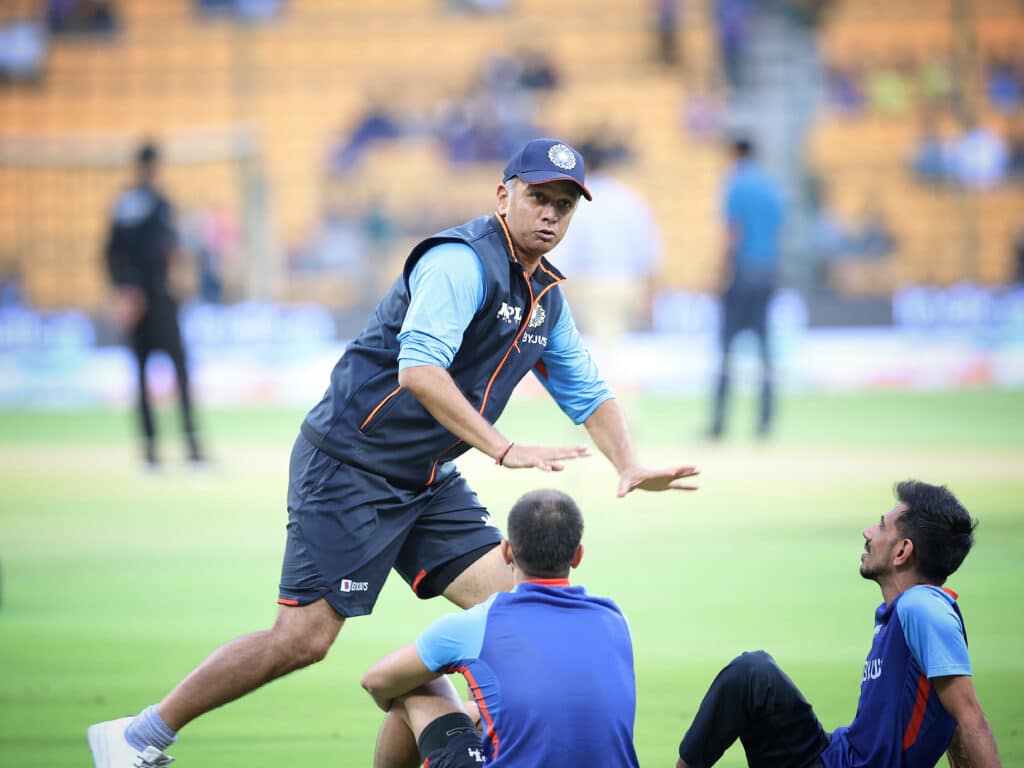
[496, 302, 523, 325]
[340, 579, 369, 592]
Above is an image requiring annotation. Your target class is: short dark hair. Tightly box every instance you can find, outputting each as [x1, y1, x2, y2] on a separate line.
[732, 137, 754, 159]
[136, 142, 159, 166]
[507, 489, 584, 578]
[894, 480, 978, 584]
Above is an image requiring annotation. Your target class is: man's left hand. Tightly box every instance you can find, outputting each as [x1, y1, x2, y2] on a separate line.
[616, 465, 700, 497]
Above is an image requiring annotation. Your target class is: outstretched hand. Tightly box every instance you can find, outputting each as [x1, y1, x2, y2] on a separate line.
[500, 443, 592, 472]
[616, 465, 700, 498]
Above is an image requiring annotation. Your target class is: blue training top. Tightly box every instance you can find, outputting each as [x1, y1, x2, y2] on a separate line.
[723, 160, 784, 277]
[416, 580, 640, 767]
[399, 241, 612, 424]
[822, 585, 971, 768]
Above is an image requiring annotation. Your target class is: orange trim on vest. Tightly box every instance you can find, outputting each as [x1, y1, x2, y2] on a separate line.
[523, 577, 570, 586]
[456, 664, 500, 759]
[902, 671, 931, 749]
[422, 215, 564, 486]
[360, 385, 402, 432]
[495, 210, 517, 262]
[425, 458, 439, 487]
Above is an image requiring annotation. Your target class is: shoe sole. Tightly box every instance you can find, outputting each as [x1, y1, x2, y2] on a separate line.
[86, 723, 108, 768]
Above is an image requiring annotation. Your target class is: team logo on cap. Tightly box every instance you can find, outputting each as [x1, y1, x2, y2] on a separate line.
[548, 143, 577, 170]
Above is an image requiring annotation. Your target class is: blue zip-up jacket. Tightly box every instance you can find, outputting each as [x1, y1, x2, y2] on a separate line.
[301, 214, 567, 488]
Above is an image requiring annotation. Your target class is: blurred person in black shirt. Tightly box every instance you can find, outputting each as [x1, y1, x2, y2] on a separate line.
[105, 142, 203, 467]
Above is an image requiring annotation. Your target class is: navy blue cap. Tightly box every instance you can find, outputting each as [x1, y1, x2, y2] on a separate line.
[502, 138, 592, 201]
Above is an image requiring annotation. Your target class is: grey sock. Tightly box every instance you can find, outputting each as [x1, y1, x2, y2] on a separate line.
[124, 705, 177, 752]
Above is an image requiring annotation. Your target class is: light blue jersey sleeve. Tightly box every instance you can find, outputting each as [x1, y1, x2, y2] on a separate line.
[415, 593, 496, 673]
[536, 300, 614, 424]
[398, 242, 485, 370]
[897, 586, 972, 678]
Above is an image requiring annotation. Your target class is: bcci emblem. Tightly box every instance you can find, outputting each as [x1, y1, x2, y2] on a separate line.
[547, 143, 576, 170]
[529, 303, 546, 328]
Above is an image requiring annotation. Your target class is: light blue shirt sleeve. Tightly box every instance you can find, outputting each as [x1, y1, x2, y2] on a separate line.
[897, 586, 972, 678]
[535, 299, 615, 424]
[398, 242, 486, 370]
[415, 594, 495, 673]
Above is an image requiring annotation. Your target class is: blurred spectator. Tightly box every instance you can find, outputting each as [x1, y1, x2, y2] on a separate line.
[181, 208, 238, 304]
[949, 122, 1009, 190]
[681, 71, 726, 140]
[292, 197, 397, 333]
[577, 127, 632, 169]
[435, 59, 541, 164]
[47, 0, 117, 35]
[0, 266, 26, 308]
[104, 142, 204, 467]
[653, 0, 683, 68]
[807, 176, 857, 266]
[444, 0, 508, 13]
[514, 47, 561, 91]
[196, 0, 283, 21]
[709, 137, 784, 441]
[0, 18, 47, 82]
[553, 139, 661, 347]
[714, 0, 754, 91]
[910, 112, 949, 184]
[328, 99, 404, 177]
[824, 58, 866, 117]
[855, 200, 896, 258]
[867, 54, 912, 117]
[808, 178, 896, 282]
[1015, 225, 1024, 284]
[916, 51, 953, 110]
[1008, 123, 1024, 181]
[986, 52, 1021, 115]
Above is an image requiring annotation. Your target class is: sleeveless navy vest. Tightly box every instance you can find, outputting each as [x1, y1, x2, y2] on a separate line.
[302, 214, 566, 488]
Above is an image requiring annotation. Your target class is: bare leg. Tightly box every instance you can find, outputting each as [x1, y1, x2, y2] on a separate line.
[373, 677, 466, 768]
[158, 599, 344, 730]
[441, 546, 512, 609]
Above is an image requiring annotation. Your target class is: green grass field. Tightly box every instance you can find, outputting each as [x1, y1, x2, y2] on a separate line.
[1, 389, 1022, 767]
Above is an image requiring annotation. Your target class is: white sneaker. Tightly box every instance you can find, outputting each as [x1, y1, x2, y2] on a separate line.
[87, 717, 174, 767]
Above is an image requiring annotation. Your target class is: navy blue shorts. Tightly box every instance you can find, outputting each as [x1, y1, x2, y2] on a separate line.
[278, 434, 503, 617]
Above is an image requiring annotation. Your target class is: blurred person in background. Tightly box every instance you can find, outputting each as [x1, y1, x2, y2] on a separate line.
[104, 141, 204, 468]
[708, 136, 784, 441]
[654, 0, 684, 68]
[361, 489, 639, 768]
[949, 120, 1009, 190]
[676, 480, 1002, 768]
[554, 138, 662, 349]
[87, 137, 697, 768]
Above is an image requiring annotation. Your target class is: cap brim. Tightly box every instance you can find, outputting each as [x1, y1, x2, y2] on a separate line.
[517, 170, 592, 201]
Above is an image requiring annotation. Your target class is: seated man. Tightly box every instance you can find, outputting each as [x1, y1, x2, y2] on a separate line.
[361, 489, 640, 767]
[676, 480, 1001, 768]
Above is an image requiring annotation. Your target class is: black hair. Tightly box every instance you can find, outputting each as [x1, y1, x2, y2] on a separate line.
[507, 489, 584, 578]
[136, 142, 159, 166]
[732, 137, 753, 158]
[894, 480, 978, 584]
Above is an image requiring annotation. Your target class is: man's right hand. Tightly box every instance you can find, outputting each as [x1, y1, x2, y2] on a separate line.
[110, 286, 147, 332]
[498, 444, 591, 472]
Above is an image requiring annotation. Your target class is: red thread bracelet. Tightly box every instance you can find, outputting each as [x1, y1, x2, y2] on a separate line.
[496, 442, 514, 466]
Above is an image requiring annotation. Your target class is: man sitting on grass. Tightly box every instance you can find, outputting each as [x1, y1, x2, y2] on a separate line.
[676, 480, 1001, 768]
[361, 488, 640, 768]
